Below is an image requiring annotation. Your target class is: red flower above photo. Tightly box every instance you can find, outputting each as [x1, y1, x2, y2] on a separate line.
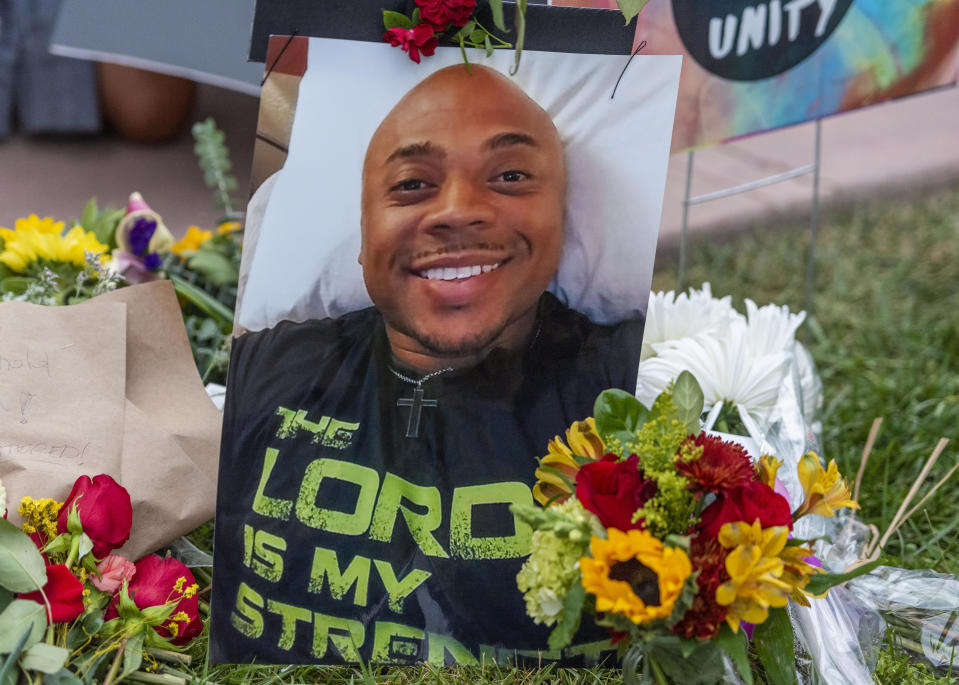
[416, 0, 476, 29]
[383, 24, 440, 64]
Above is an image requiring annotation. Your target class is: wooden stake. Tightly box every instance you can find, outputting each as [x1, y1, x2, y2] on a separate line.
[872, 438, 949, 555]
[853, 417, 882, 503]
[899, 454, 959, 526]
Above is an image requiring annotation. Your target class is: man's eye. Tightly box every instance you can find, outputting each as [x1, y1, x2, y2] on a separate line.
[391, 179, 429, 192]
[495, 170, 529, 183]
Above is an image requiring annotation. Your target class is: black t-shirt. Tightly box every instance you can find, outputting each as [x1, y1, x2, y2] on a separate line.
[210, 294, 643, 665]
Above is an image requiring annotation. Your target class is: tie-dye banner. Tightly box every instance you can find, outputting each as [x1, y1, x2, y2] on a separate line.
[560, 0, 959, 151]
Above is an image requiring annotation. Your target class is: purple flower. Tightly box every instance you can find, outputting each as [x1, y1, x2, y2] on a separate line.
[128, 217, 157, 256]
[143, 252, 162, 271]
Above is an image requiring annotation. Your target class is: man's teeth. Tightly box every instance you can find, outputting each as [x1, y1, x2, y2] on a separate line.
[421, 263, 501, 280]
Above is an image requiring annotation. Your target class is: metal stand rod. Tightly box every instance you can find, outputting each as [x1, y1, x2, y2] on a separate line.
[805, 119, 823, 314]
[678, 149, 694, 292]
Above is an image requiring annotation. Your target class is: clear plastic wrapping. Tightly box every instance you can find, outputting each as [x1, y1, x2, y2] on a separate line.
[846, 566, 959, 673]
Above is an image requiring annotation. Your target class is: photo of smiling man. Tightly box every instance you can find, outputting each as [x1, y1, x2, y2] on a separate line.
[211, 35, 681, 666]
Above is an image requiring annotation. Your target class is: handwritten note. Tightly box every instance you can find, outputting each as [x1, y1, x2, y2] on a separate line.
[0, 303, 127, 474]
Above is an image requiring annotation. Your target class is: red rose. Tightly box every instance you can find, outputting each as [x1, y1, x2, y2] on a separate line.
[415, 0, 476, 28]
[576, 454, 658, 530]
[19, 564, 85, 622]
[57, 474, 133, 559]
[383, 24, 439, 64]
[105, 555, 202, 646]
[699, 481, 793, 539]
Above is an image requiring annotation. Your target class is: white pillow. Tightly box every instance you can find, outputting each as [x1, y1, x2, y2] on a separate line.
[238, 37, 681, 331]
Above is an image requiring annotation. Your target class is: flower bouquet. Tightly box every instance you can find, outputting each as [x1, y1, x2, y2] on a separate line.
[0, 475, 203, 684]
[511, 372, 875, 685]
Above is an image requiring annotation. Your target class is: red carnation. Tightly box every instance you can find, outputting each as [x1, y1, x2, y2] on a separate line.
[672, 536, 729, 640]
[699, 480, 793, 539]
[576, 454, 658, 531]
[677, 434, 757, 495]
[415, 0, 476, 29]
[105, 555, 202, 646]
[19, 564, 85, 623]
[383, 24, 439, 64]
[57, 474, 133, 559]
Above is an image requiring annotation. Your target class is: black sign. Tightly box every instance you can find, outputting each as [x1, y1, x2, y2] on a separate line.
[248, 0, 633, 62]
[671, 0, 853, 81]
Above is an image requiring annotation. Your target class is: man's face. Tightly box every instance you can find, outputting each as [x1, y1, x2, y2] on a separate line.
[360, 65, 565, 362]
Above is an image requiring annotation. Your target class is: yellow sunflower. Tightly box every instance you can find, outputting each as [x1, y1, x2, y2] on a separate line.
[0, 217, 109, 273]
[533, 417, 605, 506]
[580, 528, 692, 625]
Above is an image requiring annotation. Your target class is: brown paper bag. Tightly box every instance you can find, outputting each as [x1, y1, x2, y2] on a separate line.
[0, 281, 221, 560]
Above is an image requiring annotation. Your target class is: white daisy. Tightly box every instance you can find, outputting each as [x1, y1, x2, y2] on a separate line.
[641, 282, 740, 361]
[637, 317, 792, 422]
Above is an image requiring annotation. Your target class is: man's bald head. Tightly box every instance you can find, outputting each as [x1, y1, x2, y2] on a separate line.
[358, 63, 567, 372]
[363, 64, 564, 185]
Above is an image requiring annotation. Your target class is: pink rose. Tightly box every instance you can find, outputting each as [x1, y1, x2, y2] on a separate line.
[92, 554, 136, 593]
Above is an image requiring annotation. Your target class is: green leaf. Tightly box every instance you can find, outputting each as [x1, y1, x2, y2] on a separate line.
[0, 518, 48, 593]
[40, 536, 70, 557]
[169, 274, 235, 334]
[66, 505, 82, 536]
[382, 9, 413, 29]
[510, 0, 527, 75]
[489, 0, 507, 31]
[469, 28, 485, 44]
[547, 580, 585, 651]
[186, 249, 239, 287]
[120, 634, 144, 680]
[594, 388, 648, 448]
[0, 276, 32, 296]
[79, 198, 98, 231]
[453, 20, 476, 42]
[43, 668, 84, 685]
[0, 589, 11, 613]
[411, 8, 421, 25]
[673, 370, 705, 435]
[715, 624, 753, 685]
[484, 33, 493, 57]
[0, 600, 47, 653]
[616, 0, 652, 25]
[753, 607, 798, 685]
[22, 643, 69, 674]
[804, 559, 882, 596]
[0, 628, 29, 685]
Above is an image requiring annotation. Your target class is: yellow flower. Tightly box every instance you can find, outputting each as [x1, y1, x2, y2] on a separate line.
[715, 520, 792, 631]
[780, 543, 822, 603]
[580, 528, 692, 625]
[756, 455, 783, 489]
[794, 452, 859, 518]
[0, 217, 109, 273]
[17, 496, 63, 540]
[216, 221, 242, 235]
[533, 418, 606, 506]
[171, 226, 213, 256]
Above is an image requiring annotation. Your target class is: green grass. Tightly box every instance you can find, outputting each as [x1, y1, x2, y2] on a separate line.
[184, 184, 959, 683]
